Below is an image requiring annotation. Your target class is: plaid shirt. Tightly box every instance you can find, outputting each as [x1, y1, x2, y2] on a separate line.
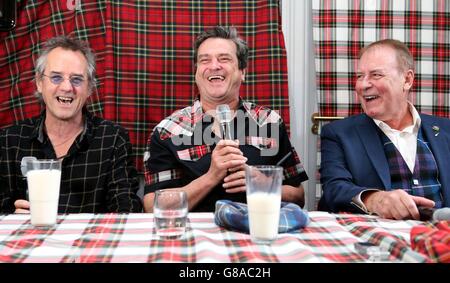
[144, 99, 308, 212]
[0, 110, 142, 213]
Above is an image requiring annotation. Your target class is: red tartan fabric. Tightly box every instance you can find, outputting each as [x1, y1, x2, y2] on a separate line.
[313, 0, 450, 118]
[0, 0, 289, 171]
[410, 221, 450, 263]
[0, 212, 430, 262]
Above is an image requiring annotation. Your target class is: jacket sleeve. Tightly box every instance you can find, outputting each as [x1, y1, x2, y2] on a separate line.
[319, 123, 369, 213]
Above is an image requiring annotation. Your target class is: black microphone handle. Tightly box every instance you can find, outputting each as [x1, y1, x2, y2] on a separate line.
[418, 206, 434, 221]
[418, 207, 450, 221]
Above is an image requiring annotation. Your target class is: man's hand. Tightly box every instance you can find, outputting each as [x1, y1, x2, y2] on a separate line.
[14, 199, 30, 214]
[363, 189, 435, 220]
[223, 164, 246, 193]
[206, 139, 247, 186]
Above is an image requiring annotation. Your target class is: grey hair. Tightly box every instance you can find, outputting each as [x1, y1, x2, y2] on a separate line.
[194, 26, 248, 70]
[34, 35, 97, 96]
[359, 39, 415, 72]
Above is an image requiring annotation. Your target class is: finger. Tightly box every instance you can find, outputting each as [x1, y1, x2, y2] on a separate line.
[223, 178, 246, 189]
[216, 139, 239, 148]
[225, 186, 246, 193]
[14, 199, 30, 210]
[390, 190, 419, 220]
[218, 146, 244, 157]
[411, 196, 435, 208]
[227, 164, 245, 173]
[221, 155, 247, 167]
[223, 170, 245, 183]
[391, 200, 412, 220]
[383, 191, 409, 219]
[399, 195, 421, 220]
[213, 153, 246, 165]
[215, 159, 246, 172]
[15, 208, 30, 214]
[224, 159, 247, 170]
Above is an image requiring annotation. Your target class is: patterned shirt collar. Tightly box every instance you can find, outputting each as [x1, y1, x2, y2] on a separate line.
[191, 97, 279, 128]
[156, 97, 282, 140]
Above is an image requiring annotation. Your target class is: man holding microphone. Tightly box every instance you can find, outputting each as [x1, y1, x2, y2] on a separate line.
[143, 26, 308, 212]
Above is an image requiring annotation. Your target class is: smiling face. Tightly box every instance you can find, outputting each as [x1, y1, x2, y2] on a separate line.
[36, 47, 90, 123]
[355, 45, 414, 126]
[195, 38, 245, 109]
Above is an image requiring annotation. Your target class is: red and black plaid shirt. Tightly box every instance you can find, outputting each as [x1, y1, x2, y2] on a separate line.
[0, 110, 142, 213]
[144, 99, 308, 212]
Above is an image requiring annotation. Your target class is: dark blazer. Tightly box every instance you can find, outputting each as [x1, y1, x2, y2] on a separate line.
[318, 113, 450, 213]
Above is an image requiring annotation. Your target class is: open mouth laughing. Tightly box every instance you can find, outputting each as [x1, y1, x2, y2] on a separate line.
[363, 95, 379, 102]
[207, 75, 225, 82]
[56, 96, 74, 104]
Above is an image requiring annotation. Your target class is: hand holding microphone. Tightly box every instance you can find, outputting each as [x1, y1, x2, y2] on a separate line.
[215, 104, 247, 193]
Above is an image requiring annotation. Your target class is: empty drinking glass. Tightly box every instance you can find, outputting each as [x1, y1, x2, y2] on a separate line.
[153, 189, 188, 239]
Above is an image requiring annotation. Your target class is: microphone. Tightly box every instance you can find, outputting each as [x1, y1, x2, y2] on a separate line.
[418, 207, 450, 221]
[216, 104, 233, 140]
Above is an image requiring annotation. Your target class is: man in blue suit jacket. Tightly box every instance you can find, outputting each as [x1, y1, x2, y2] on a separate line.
[319, 39, 450, 220]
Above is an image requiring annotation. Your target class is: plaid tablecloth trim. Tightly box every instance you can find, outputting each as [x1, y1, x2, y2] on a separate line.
[335, 213, 431, 263]
[312, 0, 450, 118]
[0, 0, 290, 171]
[0, 212, 431, 263]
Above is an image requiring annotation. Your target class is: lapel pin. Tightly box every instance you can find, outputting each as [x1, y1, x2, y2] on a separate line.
[432, 125, 440, 136]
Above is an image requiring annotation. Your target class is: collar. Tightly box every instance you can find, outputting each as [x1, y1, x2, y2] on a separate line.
[192, 98, 281, 127]
[373, 102, 421, 134]
[31, 109, 92, 146]
[156, 97, 281, 140]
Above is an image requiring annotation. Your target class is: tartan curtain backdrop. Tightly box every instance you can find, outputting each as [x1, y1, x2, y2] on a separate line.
[312, 0, 450, 118]
[0, 0, 289, 172]
[311, 0, 450, 207]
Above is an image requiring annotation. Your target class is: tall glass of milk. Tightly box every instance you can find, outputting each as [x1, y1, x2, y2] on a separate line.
[245, 165, 282, 244]
[24, 158, 62, 227]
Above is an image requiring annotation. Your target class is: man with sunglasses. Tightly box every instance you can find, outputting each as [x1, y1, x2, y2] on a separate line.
[0, 36, 142, 213]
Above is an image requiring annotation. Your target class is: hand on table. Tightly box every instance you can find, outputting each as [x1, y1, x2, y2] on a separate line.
[363, 189, 435, 220]
[14, 199, 30, 214]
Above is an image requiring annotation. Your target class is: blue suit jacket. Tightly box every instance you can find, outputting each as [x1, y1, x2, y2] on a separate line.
[319, 113, 450, 213]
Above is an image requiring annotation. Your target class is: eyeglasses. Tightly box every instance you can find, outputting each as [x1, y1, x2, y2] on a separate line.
[41, 74, 86, 87]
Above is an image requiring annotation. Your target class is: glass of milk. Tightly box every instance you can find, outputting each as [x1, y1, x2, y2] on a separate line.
[153, 189, 188, 239]
[23, 158, 62, 227]
[245, 165, 282, 245]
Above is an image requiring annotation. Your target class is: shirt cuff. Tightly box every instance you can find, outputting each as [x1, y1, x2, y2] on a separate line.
[351, 189, 380, 214]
